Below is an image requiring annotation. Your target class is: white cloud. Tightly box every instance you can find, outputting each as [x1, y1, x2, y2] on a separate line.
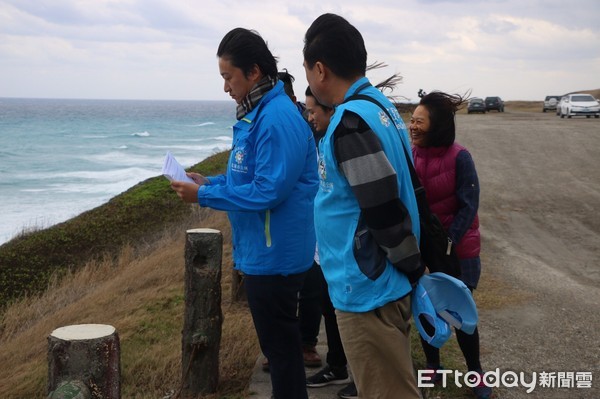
[0, 0, 598, 101]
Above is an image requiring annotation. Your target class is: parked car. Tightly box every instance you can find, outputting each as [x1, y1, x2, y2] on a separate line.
[485, 96, 504, 112]
[543, 95, 562, 112]
[467, 98, 486, 114]
[559, 94, 600, 118]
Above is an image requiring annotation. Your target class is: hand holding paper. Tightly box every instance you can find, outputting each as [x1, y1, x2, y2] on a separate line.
[162, 151, 195, 183]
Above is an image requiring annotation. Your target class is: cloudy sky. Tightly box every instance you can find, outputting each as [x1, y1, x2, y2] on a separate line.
[1, 0, 599, 102]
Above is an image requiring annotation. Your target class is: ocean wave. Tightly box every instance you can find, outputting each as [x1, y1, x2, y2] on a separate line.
[86, 151, 158, 167]
[15, 166, 158, 182]
[133, 143, 231, 152]
[80, 135, 109, 139]
[131, 131, 150, 137]
[47, 177, 154, 195]
[185, 136, 232, 142]
[19, 188, 46, 193]
[0, 198, 109, 245]
[190, 122, 216, 127]
[58, 167, 157, 181]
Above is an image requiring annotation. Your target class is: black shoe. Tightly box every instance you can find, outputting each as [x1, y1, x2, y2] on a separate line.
[337, 381, 357, 399]
[306, 366, 351, 387]
[470, 370, 492, 399]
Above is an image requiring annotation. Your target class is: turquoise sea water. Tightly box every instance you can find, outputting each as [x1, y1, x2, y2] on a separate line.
[0, 98, 236, 245]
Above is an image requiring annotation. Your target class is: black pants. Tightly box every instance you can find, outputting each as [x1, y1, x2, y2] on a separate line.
[245, 272, 308, 399]
[317, 264, 348, 370]
[299, 262, 323, 347]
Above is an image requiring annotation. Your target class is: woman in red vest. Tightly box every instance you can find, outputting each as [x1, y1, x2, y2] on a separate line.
[409, 91, 492, 399]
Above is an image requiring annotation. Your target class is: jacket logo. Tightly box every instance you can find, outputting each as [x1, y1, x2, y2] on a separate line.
[232, 148, 248, 173]
[318, 157, 326, 180]
[379, 110, 391, 127]
[318, 153, 333, 192]
[234, 149, 245, 164]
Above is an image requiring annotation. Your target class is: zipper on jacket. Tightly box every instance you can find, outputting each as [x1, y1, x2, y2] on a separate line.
[446, 238, 453, 255]
[264, 210, 272, 247]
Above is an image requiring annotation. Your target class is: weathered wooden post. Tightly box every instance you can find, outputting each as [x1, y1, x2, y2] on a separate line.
[47, 324, 120, 399]
[181, 228, 223, 397]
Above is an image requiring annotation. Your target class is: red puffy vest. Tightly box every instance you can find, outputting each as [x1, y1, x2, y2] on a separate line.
[412, 143, 480, 259]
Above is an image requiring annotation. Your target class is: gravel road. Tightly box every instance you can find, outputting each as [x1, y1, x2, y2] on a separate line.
[456, 110, 599, 398]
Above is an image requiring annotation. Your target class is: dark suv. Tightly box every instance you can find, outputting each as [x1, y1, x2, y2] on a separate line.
[485, 96, 504, 112]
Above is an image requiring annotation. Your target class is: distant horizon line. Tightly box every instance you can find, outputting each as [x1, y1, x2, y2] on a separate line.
[0, 96, 233, 103]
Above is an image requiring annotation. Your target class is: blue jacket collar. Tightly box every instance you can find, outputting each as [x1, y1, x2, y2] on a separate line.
[343, 77, 371, 101]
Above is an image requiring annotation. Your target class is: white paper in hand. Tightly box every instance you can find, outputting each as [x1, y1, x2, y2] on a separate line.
[162, 152, 195, 183]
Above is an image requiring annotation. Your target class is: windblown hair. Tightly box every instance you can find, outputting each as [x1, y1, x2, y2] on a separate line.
[419, 91, 469, 147]
[368, 61, 403, 102]
[217, 28, 278, 80]
[303, 13, 367, 79]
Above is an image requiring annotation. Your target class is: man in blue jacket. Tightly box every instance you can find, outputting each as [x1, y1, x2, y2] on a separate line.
[303, 14, 424, 399]
[172, 27, 318, 399]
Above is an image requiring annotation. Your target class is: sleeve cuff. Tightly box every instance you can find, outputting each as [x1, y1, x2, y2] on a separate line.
[197, 185, 208, 207]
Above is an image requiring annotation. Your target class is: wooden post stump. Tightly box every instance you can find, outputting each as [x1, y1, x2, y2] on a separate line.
[181, 228, 223, 397]
[48, 324, 120, 399]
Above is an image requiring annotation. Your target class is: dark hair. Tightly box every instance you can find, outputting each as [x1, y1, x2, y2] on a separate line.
[418, 91, 468, 147]
[217, 28, 278, 80]
[305, 86, 332, 111]
[278, 69, 296, 97]
[303, 13, 367, 79]
[367, 62, 403, 102]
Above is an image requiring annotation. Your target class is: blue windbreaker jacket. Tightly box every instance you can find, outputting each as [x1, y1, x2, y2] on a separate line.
[198, 81, 319, 276]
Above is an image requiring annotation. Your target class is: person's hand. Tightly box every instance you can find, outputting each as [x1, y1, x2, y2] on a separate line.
[170, 181, 200, 203]
[408, 262, 426, 287]
[186, 172, 209, 185]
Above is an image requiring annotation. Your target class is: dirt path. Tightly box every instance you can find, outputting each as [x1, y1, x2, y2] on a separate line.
[457, 110, 600, 398]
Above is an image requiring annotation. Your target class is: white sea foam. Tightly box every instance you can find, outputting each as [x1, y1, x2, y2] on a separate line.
[19, 188, 46, 193]
[86, 152, 159, 167]
[184, 135, 232, 143]
[80, 135, 110, 139]
[131, 131, 150, 137]
[134, 143, 231, 153]
[58, 167, 157, 181]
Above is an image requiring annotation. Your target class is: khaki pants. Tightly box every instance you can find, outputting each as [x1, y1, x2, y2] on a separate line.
[336, 295, 421, 399]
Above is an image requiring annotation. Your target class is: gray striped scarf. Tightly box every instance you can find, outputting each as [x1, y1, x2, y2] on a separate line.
[236, 76, 277, 120]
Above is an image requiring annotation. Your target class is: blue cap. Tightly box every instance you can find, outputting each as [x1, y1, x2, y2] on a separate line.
[412, 281, 452, 348]
[412, 272, 479, 348]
